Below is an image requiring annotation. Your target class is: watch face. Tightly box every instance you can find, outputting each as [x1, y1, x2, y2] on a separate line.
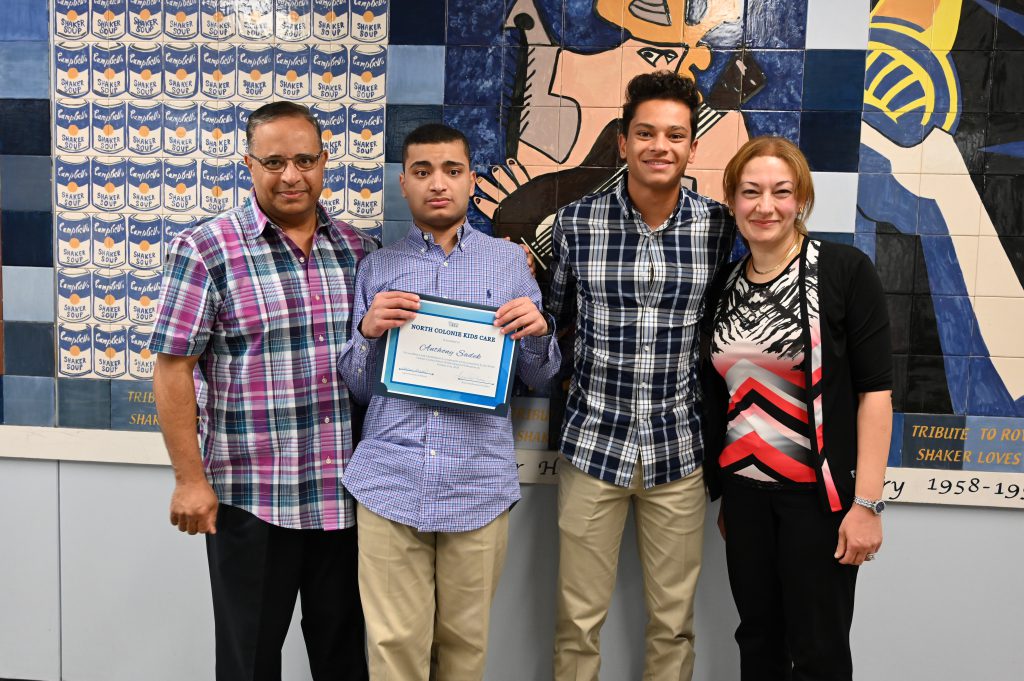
[874, 500, 886, 514]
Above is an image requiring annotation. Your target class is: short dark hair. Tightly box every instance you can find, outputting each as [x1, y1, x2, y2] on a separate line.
[621, 71, 701, 137]
[401, 123, 471, 166]
[246, 101, 323, 153]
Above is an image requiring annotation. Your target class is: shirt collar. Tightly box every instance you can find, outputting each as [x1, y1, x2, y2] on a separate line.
[613, 173, 691, 228]
[242, 193, 341, 244]
[404, 221, 476, 252]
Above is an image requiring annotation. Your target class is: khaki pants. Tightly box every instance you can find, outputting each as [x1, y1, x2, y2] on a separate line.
[357, 504, 509, 681]
[554, 462, 706, 681]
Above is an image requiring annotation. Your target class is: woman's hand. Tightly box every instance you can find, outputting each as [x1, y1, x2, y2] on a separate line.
[835, 505, 882, 565]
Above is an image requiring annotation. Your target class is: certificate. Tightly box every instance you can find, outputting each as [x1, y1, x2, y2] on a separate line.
[374, 294, 519, 415]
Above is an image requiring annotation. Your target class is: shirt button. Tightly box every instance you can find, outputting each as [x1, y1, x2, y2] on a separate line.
[325, 457, 332, 464]
[299, 256, 306, 264]
[358, 368, 363, 374]
[324, 417, 331, 424]
[315, 294, 321, 301]
[321, 376, 328, 384]
[318, 334, 324, 341]
[644, 345, 650, 351]
[421, 248, 426, 253]
[433, 410, 439, 417]
[360, 344, 367, 353]
[442, 261, 449, 267]
[430, 449, 437, 456]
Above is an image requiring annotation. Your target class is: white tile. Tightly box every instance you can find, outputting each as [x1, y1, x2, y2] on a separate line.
[805, 0, 870, 50]
[806, 171, 858, 232]
[2, 266, 55, 322]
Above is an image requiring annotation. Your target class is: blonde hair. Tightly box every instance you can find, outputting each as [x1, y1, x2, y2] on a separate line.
[722, 136, 814, 237]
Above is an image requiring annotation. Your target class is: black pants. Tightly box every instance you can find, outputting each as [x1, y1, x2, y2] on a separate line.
[722, 482, 858, 681]
[206, 504, 368, 681]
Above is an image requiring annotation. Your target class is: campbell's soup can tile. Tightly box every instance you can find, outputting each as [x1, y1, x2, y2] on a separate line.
[55, 42, 90, 98]
[127, 42, 163, 99]
[311, 44, 347, 101]
[320, 161, 346, 216]
[238, 44, 274, 101]
[127, 101, 162, 155]
[58, 323, 94, 377]
[164, 214, 198, 242]
[347, 103, 384, 161]
[129, 215, 164, 268]
[311, 103, 346, 159]
[346, 162, 383, 218]
[200, 44, 236, 99]
[350, 219, 382, 242]
[57, 213, 93, 267]
[128, 325, 157, 379]
[235, 102, 259, 155]
[92, 213, 128, 268]
[349, 45, 386, 103]
[200, 102, 236, 158]
[163, 101, 199, 156]
[237, 0, 274, 40]
[312, 0, 347, 40]
[164, 43, 199, 100]
[201, 159, 236, 215]
[128, 0, 162, 38]
[92, 270, 129, 323]
[164, 0, 200, 39]
[275, 0, 312, 41]
[91, 156, 128, 212]
[94, 325, 129, 378]
[56, 0, 90, 38]
[56, 156, 92, 210]
[128, 270, 163, 324]
[163, 158, 199, 212]
[128, 158, 163, 212]
[92, 0, 127, 40]
[350, 0, 387, 42]
[92, 99, 127, 153]
[91, 43, 127, 98]
[58, 268, 94, 323]
[55, 99, 91, 154]
[235, 160, 253, 202]
[201, 0, 236, 39]
[274, 44, 311, 101]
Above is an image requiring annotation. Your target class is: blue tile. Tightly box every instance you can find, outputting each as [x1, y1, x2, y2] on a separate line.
[742, 111, 800, 143]
[442, 106, 504, 171]
[384, 104, 444, 164]
[3, 321, 55, 377]
[58, 378, 112, 429]
[0, 42, 48, 98]
[444, 46, 504, 106]
[0, 0, 48, 40]
[808, 231, 853, 246]
[799, 111, 860, 172]
[383, 162, 412, 222]
[887, 411, 903, 468]
[0, 210, 53, 267]
[966, 359, 1023, 417]
[802, 50, 866, 111]
[446, 0, 506, 46]
[744, 0, 808, 49]
[0, 156, 52, 211]
[899, 413, 966, 470]
[2, 266, 54, 322]
[110, 380, 160, 431]
[0, 100, 50, 154]
[740, 51, 804, 111]
[2, 376, 55, 426]
[561, 0, 624, 49]
[383, 220, 410, 246]
[965, 416, 1024, 472]
[390, 0, 445, 45]
[387, 45, 445, 104]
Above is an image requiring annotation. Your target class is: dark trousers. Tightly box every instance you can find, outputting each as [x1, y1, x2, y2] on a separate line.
[722, 482, 858, 681]
[206, 504, 368, 681]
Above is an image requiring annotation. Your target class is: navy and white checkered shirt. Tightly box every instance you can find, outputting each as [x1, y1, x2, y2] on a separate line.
[338, 223, 561, 532]
[548, 176, 735, 488]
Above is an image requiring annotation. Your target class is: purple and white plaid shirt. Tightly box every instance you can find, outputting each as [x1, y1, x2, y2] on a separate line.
[338, 223, 561, 533]
[149, 196, 376, 530]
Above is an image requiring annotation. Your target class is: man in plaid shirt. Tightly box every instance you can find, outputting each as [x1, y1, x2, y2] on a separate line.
[547, 72, 735, 681]
[151, 102, 374, 681]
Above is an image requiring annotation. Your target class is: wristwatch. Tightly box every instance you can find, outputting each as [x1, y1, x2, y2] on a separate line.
[853, 496, 885, 515]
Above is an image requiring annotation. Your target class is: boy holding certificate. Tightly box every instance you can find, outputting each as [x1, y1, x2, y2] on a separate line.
[337, 123, 560, 681]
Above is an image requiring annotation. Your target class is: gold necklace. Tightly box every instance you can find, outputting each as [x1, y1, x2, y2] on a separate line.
[749, 235, 801, 276]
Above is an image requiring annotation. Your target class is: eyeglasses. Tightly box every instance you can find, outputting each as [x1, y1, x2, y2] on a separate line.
[248, 151, 324, 173]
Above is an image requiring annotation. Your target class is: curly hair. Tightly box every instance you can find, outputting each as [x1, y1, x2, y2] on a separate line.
[621, 70, 701, 137]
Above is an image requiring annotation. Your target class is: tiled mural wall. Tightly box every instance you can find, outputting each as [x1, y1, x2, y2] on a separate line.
[0, 0, 1022, 505]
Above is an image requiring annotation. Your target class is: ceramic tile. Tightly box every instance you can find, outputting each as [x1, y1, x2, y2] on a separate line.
[383, 162, 412, 223]
[1, 376, 55, 427]
[921, 128, 977, 175]
[688, 169, 725, 204]
[981, 175, 1024, 237]
[744, 0, 807, 49]
[0, 156, 52, 211]
[985, 113, 1024, 175]
[919, 174, 982, 236]
[859, 118, 923, 174]
[948, 0, 998, 50]
[887, 411, 904, 467]
[857, 171, 920, 236]
[810, 231, 853, 246]
[384, 104, 444, 164]
[886, 294, 912, 355]
[0, 42, 48, 99]
[801, 50, 866, 111]
[738, 50, 803, 112]
[917, 235, 972, 296]
[703, 13, 744, 49]
[964, 415, 1024, 473]
[444, 46, 505, 106]
[952, 113, 990, 175]
[806, 171, 858, 233]
[389, 0, 445, 45]
[0, 0, 48, 40]
[3, 321, 54, 377]
[0, 211, 52, 268]
[741, 111, 800, 143]
[947, 234, 980, 298]
[973, 296, 1024, 358]
[1, 266, 54, 322]
[110, 380, 160, 432]
[974, 236, 1022, 297]
[57, 378, 112, 430]
[995, 0, 1024, 51]
[990, 51, 1024, 113]
[874, 229, 917, 294]
[443, 105, 504, 170]
[446, 0, 507, 46]
[933, 295, 978, 357]
[382, 220, 409, 247]
[904, 354, 955, 415]
[950, 51, 994, 113]
[983, 359, 1024, 415]
[799, 110, 860, 172]
[908, 292, 945, 356]
[900, 414, 967, 470]
[386, 45, 445, 105]
[805, 0, 868, 50]
[967, 357, 1024, 417]
[562, 0, 625, 50]
[890, 354, 908, 413]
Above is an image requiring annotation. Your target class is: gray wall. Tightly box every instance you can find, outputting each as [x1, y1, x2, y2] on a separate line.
[1, 457, 1021, 681]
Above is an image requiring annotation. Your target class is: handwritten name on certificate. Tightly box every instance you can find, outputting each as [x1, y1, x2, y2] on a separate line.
[393, 316, 504, 396]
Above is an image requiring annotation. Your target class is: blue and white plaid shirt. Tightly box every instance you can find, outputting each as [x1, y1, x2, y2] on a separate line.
[548, 176, 735, 488]
[338, 223, 561, 532]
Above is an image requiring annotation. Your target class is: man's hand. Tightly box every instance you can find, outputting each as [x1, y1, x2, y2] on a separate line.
[834, 504, 882, 566]
[494, 297, 548, 340]
[359, 291, 421, 339]
[169, 479, 219, 535]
